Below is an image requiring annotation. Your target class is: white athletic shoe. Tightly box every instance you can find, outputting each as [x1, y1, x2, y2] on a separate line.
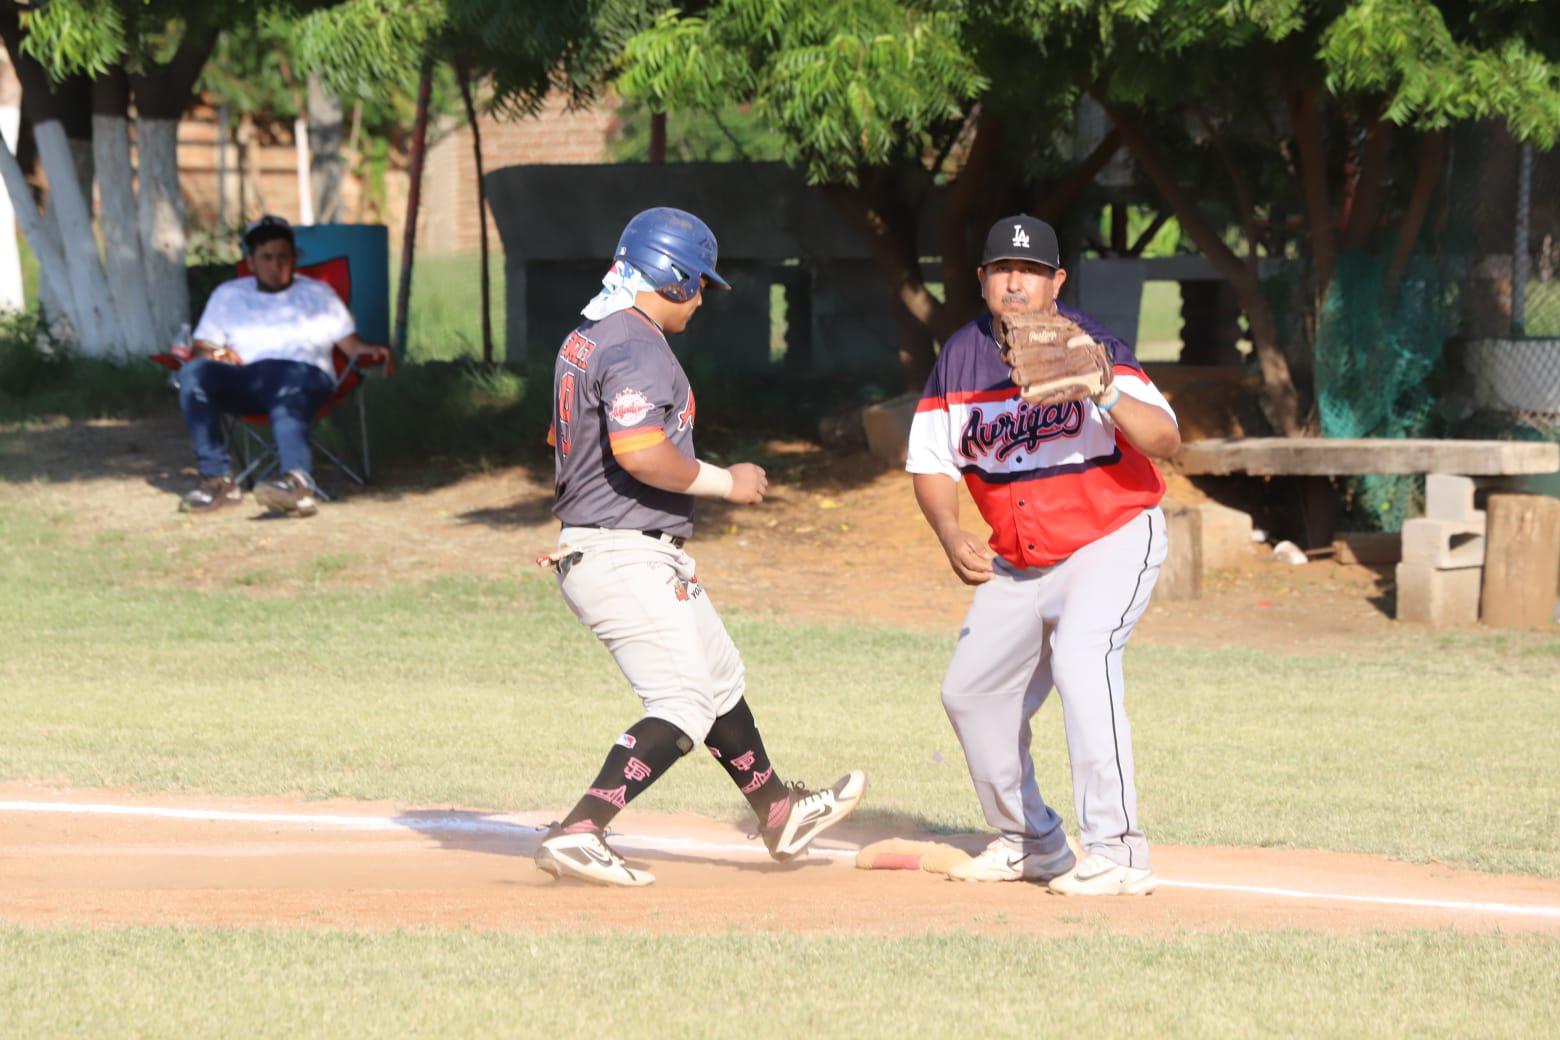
[947, 837, 1076, 883]
[760, 770, 869, 861]
[1047, 852, 1158, 896]
[535, 826, 655, 887]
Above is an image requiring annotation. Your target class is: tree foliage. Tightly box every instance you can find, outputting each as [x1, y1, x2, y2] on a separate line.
[618, 0, 987, 184]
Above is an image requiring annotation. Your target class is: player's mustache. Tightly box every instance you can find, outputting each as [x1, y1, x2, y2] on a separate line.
[1001, 292, 1030, 306]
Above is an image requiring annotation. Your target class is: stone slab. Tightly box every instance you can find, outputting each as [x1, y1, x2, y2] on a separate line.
[1174, 438, 1559, 477]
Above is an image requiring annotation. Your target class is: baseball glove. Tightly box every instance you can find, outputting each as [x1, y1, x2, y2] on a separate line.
[994, 311, 1114, 407]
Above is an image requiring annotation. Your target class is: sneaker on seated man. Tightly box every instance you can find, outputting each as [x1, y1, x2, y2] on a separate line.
[176, 215, 394, 517]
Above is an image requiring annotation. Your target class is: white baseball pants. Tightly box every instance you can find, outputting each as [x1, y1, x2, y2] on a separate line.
[941, 507, 1166, 868]
[555, 527, 746, 744]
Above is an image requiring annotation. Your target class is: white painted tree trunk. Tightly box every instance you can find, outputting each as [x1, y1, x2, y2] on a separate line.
[0, 103, 23, 311]
[135, 117, 189, 345]
[308, 75, 343, 223]
[93, 112, 159, 351]
[294, 114, 313, 225]
[0, 128, 73, 331]
[33, 121, 119, 354]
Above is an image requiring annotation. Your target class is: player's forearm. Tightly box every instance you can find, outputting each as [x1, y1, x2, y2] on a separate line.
[1105, 394, 1181, 459]
[912, 473, 963, 541]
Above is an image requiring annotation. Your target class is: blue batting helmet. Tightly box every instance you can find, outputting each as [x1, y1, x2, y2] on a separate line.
[613, 207, 731, 302]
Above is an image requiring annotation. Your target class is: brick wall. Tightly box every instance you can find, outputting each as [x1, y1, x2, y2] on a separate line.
[163, 85, 619, 254]
[419, 91, 622, 255]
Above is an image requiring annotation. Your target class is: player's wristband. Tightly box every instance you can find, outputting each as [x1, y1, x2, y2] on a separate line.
[1095, 384, 1121, 411]
[685, 460, 735, 499]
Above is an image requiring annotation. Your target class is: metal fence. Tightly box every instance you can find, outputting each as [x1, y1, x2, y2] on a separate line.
[1451, 127, 1560, 437]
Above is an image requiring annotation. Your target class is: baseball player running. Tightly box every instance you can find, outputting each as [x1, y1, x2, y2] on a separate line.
[535, 207, 868, 887]
[907, 215, 1180, 895]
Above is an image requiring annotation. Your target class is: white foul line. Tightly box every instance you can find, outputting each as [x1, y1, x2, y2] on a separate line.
[3, 800, 1558, 921]
[1157, 879, 1560, 920]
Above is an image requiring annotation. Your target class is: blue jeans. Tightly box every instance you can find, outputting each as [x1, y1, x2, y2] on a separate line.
[178, 358, 334, 478]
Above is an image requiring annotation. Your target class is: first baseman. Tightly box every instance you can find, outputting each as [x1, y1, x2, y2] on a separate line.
[907, 215, 1180, 895]
[535, 207, 868, 887]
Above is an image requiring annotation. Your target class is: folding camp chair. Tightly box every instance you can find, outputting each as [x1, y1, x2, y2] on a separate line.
[149, 255, 380, 495]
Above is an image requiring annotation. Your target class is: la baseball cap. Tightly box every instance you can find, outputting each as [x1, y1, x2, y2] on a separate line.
[982, 214, 1060, 268]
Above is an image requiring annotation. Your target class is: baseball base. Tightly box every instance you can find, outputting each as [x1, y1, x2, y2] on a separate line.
[854, 839, 972, 875]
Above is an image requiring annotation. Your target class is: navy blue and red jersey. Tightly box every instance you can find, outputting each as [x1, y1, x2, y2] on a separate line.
[906, 304, 1176, 569]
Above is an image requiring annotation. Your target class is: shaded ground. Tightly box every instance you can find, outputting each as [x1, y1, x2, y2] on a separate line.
[0, 414, 1400, 649]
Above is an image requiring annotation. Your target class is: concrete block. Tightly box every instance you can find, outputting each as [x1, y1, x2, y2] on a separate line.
[1400, 517, 1486, 569]
[861, 392, 919, 467]
[1395, 563, 1482, 626]
[1425, 474, 1480, 524]
[1196, 502, 1254, 571]
[1156, 503, 1203, 601]
[1333, 531, 1401, 565]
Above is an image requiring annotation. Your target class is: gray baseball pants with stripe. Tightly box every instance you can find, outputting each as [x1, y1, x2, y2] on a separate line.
[941, 507, 1166, 869]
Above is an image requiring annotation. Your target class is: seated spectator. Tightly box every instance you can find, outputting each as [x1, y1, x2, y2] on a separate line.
[177, 215, 395, 517]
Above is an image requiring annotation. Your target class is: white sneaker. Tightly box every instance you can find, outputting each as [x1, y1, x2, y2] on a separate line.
[760, 770, 869, 861]
[947, 837, 1076, 883]
[1047, 852, 1158, 895]
[535, 826, 655, 887]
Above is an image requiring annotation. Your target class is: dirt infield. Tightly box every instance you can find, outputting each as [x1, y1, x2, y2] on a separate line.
[3, 785, 1557, 937]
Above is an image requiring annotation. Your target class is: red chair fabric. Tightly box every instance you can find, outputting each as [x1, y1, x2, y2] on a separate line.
[236, 255, 353, 307]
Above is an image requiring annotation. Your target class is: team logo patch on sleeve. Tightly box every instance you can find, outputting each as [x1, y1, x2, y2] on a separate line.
[608, 388, 655, 426]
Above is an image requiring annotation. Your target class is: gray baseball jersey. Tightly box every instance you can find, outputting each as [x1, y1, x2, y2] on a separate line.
[551, 309, 698, 538]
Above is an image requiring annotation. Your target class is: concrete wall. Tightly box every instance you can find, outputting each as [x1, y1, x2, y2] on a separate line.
[484, 161, 926, 379]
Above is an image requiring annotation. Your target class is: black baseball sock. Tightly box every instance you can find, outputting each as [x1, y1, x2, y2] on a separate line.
[705, 698, 791, 825]
[560, 717, 693, 831]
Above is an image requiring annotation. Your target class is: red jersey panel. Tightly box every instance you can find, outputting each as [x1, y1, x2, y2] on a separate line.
[906, 305, 1174, 568]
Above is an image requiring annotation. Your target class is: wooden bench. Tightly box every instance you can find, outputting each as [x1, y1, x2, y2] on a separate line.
[1171, 438, 1560, 627]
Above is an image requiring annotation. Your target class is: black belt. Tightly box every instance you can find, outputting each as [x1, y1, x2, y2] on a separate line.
[571, 524, 686, 549]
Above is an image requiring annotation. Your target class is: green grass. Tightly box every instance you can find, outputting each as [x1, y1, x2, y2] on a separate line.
[3, 926, 1555, 1039]
[394, 252, 507, 364]
[1136, 279, 1183, 361]
[1, 498, 1557, 875]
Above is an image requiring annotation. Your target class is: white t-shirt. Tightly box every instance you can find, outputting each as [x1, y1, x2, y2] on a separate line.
[193, 275, 356, 375]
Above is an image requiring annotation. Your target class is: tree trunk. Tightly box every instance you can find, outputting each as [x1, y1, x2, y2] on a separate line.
[1384, 130, 1448, 298]
[0, 125, 71, 326]
[456, 64, 493, 364]
[307, 74, 343, 223]
[33, 119, 119, 353]
[394, 62, 434, 356]
[823, 176, 950, 391]
[936, 114, 1002, 326]
[1341, 117, 1391, 251]
[133, 117, 190, 344]
[130, 27, 217, 343]
[0, 24, 114, 349]
[0, 51, 23, 311]
[1104, 102, 1306, 435]
[92, 71, 159, 352]
[649, 112, 666, 163]
[1288, 86, 1337, 301]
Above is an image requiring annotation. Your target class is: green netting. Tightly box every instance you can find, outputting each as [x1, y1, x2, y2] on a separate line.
[1314, 252, 1456, 531]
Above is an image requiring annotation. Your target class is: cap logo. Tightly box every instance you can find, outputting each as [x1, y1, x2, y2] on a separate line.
[1011, 224, 1030, 248]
